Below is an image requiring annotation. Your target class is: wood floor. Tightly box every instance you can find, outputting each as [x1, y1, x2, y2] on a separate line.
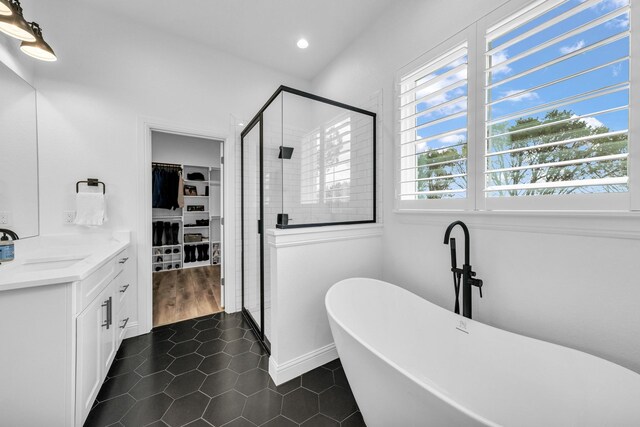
[153, 265, 222, 327]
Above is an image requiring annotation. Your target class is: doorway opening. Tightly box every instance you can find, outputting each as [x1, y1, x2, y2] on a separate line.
[151, 131, 225, 327]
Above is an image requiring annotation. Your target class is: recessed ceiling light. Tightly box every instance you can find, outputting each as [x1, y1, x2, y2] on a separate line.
[297, 38, 309, 49]
[238, 122, 245, 126]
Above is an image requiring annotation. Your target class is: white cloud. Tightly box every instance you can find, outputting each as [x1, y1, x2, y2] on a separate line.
[501, 90, 539, 102]
[602, 0, 628, 8]
[612, 62, 623, 77]
[559, 40, 585, 55]
[572, 114, 605, 129]
[491, 51, 512, 76]
[606, 15, 629, 29]
[439, 134, 466, 144]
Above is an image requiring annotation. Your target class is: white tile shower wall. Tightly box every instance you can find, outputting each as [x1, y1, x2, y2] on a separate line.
[233, 89, 382, 315]
[277, 101, 379, 225]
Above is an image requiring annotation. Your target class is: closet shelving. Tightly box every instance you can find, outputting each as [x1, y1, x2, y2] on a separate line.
[152, 163, 222, 273]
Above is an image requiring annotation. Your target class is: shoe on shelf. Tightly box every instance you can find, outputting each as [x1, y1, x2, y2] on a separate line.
[153, 221, 164, 247]
[202, 244, 209, 261]
[163, 222, 171, 246]
[171, 222, 180, 245]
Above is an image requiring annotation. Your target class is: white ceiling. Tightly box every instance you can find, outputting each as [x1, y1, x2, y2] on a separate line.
[80, 0, 394, 80]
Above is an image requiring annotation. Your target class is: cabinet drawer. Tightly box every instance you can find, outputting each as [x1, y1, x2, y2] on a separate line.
[77, 248, 130, 313]
[116, 291, 132, 345]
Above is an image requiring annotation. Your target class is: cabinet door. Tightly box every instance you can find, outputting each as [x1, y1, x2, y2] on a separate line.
[76, 286, 111, 424]
[100, 286, 117, 376]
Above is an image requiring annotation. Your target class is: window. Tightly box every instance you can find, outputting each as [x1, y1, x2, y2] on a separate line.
[398, 43, 469, 203]
[396, 0, 634, 211]
[485, 0, 630, 202]
[299, 116, 353, 204]
[324, 117, 352, 202]
[300, 129, 321, 204]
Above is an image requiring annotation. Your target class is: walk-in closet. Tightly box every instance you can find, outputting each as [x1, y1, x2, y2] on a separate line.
[151, 131, 224, 327]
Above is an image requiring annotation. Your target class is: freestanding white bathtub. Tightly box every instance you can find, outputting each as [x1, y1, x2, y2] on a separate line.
[326, 278, 640, 427]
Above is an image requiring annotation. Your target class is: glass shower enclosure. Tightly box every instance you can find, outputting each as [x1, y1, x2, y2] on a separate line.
[241, 86, 376, 352]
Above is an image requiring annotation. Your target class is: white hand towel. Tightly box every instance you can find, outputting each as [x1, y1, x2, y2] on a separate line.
[74, 192, 107, 226]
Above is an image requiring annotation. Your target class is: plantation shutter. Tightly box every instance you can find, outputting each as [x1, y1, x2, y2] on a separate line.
[398, 43, 469, 202]
[484, 0, 630, 199]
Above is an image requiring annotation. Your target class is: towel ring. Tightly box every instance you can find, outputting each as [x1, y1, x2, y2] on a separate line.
[76, 178, 106, 194]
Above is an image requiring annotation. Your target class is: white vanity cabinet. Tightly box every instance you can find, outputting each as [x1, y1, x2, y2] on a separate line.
[0, 242, 135, 427]
[76, 248, 133, 425]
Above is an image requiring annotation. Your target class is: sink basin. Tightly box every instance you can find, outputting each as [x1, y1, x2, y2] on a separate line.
[19, 255, 89, 272]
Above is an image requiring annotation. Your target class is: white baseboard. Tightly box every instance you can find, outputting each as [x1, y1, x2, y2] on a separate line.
[123, 321, 145, 339]
[269, 343, 339, 385]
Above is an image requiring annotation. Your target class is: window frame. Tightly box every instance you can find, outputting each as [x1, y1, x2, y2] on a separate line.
[395, 0, 640, 212]
[395, 26, 479, 212]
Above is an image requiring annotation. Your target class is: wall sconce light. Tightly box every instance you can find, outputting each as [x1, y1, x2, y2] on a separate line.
[20, 22, 56, 61]
[0, 0, 13, 16]
[0, 0, 35, 42]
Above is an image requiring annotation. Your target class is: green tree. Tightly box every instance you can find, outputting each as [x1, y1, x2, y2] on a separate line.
[488, 109, 627, 196]
[417, 143, 467, 199]
[416, 109, 627, 198]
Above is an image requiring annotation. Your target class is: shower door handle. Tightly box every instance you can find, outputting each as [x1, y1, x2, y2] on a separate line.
[257, 219, 262, 234]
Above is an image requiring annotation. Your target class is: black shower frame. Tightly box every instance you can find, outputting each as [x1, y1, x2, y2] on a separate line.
[241, 85, 377, 229]
[240, 85, 377, 354]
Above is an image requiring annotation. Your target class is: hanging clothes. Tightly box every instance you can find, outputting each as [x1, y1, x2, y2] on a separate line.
[177, 172, 185, 208]
[152, 165, 182, 209]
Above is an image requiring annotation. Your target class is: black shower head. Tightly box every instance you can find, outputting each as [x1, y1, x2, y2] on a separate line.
[278, 146, 294, 160]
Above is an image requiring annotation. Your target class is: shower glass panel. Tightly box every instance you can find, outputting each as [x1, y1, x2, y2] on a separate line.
[280, 92, 375, 226]
[261, 93, 283, 345]
[242, 121, 262, 334]
[241, 86, 376, 354]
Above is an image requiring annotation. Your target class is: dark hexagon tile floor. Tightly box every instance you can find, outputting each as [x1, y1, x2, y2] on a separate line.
[84, 312, 366, 427]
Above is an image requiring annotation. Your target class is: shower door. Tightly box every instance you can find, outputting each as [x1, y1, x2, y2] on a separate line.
[241, 119, 265, 345]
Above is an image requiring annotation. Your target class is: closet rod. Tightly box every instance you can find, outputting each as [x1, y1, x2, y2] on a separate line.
[152, 162, 182, 169]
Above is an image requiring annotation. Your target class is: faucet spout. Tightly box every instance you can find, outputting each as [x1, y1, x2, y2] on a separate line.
[0, 228, 19, 241]
[443, 220, 469, 265]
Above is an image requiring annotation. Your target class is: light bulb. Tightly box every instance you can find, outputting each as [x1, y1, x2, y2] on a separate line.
[0, 1, 35, 42]
[20, 22, 56, 61]
[297, 38, 309, 49]
[0, 0, 12, 16]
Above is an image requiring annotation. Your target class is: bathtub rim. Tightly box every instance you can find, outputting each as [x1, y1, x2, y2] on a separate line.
[325, 277, 499, 427]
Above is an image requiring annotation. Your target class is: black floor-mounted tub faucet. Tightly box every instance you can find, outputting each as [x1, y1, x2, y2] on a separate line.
[443, 221, 483, 319]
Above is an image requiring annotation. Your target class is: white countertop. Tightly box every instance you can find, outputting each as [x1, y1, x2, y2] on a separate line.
[0, 231, 130, 292]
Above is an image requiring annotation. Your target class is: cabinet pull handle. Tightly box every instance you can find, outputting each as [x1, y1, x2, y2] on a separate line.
[119, 257, 129, 264]
[120, 317, 130, 329]
[120, 284, 130, 293]
[107, 297, 113, 328]
[101, 299, 109, 329]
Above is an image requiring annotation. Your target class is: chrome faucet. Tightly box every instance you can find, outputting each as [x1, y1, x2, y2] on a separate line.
[0, 228, 19, 240]
[443, 221, 483, 319]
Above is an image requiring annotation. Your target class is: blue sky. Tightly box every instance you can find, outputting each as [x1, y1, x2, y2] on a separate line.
[409, 0, 629, 156]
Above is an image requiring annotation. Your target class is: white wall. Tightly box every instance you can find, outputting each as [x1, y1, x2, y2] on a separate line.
[312, 0, 640, 373]
[33, 0, 308, 236]
[267, 224, 383, 384]
[152, 132, 221, 168]
[29, 0, 309, 330]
